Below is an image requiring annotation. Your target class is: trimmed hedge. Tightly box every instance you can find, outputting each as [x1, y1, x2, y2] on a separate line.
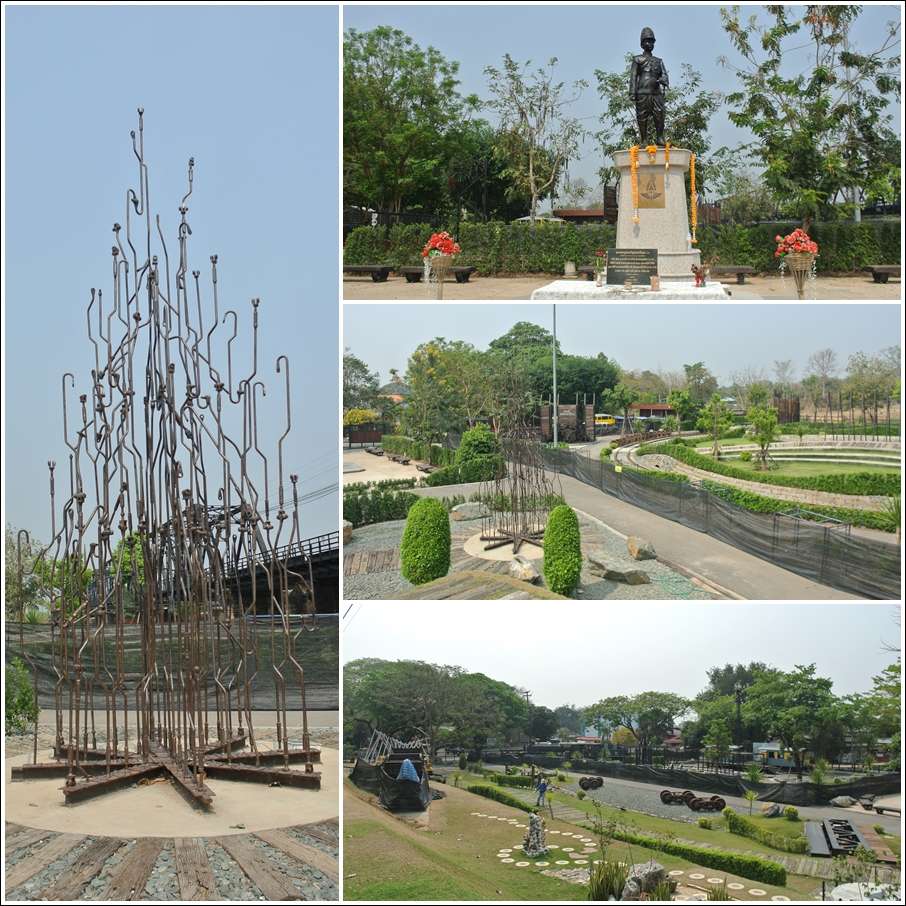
[400, 498, 451, 585]
[343, 487, 419, 528]
[646, 441, 900, 496]
[381, 435, 456, 467]
[465, 783, 533, 811]
[722, 807, 809, 854]
[424, 454, 505, 487]
[700, 480, 895, 532]
[543, 505, 582, 596]
[485, 772, 535, 789]
[610, 828, 787, 886]
[345, 219, 900, 275]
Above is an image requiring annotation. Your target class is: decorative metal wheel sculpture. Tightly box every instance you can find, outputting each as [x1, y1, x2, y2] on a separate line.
[10, 110, 321, 808]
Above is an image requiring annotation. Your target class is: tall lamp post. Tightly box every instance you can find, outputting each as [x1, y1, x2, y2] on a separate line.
[552, 305, 559, 445]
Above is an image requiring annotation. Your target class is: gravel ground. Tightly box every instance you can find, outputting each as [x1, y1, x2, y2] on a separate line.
[344, 513, 718, 600]
[144, 843, 181, 899]
[206, 840, 263, 900]
[248, 835, 338, 899]
[285, 824, 339, 855]
[7, 834, 95, 899]
[82, 839, 135, 900]
[568, 778, 711, 825]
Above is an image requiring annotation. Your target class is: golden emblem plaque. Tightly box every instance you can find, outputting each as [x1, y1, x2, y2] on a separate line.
[637, 170, 665, 208]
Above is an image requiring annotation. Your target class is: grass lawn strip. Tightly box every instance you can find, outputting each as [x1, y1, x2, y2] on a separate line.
[343, 778, 816, 901]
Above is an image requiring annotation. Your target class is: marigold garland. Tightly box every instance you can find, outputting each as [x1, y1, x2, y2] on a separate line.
[664, 142, 671, 170]
[645, 144, 658, 163]
[689, 152, 698, 244]
[629, 145, 640, 224]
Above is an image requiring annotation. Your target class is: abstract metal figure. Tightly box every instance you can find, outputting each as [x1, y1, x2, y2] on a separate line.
[11, 109, 321, 808]
[480, 379, 559, 554]
[629, 27, 669, 146]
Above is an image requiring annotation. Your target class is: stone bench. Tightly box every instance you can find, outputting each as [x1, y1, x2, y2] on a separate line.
[398, 265, 477, 284]
[415, 463, 435, 473]
[710, 266, 755, 284]
[864, 265, 900, 284]
[365, 447, 383, 456]
[343, 264, 393, 282]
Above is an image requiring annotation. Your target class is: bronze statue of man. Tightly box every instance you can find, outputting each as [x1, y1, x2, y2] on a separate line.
[629, 27, 669, 146]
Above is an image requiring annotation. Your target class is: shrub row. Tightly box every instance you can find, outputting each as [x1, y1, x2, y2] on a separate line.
[609, 828, 787, 886]
[345, 220, 900, 275]
[485, 772, 535, 789]
[424, 454, 506, 487]
[465, 783, 533, 811]
[381, 435, 456, 467]
[700, 480, 896, 532]
[778, 421, 900, 438]
[344, 477, 418, 493]
[722, 808, 809, 854]
[343, 487, 420, 528]
[650, 441, 899, 496]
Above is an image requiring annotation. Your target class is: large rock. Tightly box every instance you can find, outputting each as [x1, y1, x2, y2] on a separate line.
[587, 555, 651, 585]
[830, 795, 858, 808]
[761, 802, 783, 818]
[621, 860, 668, 900]
[342, 520, 353, 543]
[450, 502, 490, 522]
[509, 555, 540, 584]
[627, 536, 657, 560]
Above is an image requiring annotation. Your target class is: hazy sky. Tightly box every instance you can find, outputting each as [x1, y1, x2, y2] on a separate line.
[4, 5, 339, 540]
[343, 2, 902, 199]
[344, 303, 901, 386]
[343, 601, 899, 706]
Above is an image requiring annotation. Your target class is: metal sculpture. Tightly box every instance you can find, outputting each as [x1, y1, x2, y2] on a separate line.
[660, 789, 726, 812]
[480, 379, 559, 554]
[11, 109, 321, 808]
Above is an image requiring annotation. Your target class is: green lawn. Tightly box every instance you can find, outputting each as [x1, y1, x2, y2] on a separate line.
[343, 778, 818, 901]
[691, 452, 899, 478]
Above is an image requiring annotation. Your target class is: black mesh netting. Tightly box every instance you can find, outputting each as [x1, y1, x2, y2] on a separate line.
[5, 616, 338, 711]
[541, 448, 900, 600]
[524, 755, 900, 805]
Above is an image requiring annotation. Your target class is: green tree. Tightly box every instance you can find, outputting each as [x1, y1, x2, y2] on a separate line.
[720, 6, 901, 228]
[747, 404, 779, 470]
[528, 705, 559, 742]
[697, 393, 734, 458]
[343, 27, 478, 213]
[683, 362, 719, 404]
[600, 383, 640, 436]
[667, 389, 697, 430]
[403, 338, 466, 442]
[744, 664, 842, 776]
[343, 348, 380, 412]
[702, 720, 733, 762]
[595, 60, 722, 192]
[483, 55, 587, 221]
[585, 692, 690, 753]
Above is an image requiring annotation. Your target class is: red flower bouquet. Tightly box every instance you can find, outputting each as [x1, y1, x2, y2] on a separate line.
[422, 231, 461, 258]
[774, 228, 819, 258]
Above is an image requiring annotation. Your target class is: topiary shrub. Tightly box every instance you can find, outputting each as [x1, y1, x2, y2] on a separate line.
[400, 498, 451, 585]
[738, 450, 753, 462]
[5, 658, 38, 735]
[543, 504, 582, 595]
[456, 424, 500, 463]
[784, 805, 799, 821]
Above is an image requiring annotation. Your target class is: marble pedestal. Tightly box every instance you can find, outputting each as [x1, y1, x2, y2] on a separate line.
[530, 279, 729, 301]
[614, 147, 700, 280]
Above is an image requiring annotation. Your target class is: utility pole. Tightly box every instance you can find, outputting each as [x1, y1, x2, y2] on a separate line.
[552, 305, 559, 445]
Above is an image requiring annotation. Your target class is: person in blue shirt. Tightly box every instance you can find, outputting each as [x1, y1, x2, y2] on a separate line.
[535, 775, 548, 806]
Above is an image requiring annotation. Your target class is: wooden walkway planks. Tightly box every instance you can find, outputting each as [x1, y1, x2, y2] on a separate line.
[4, 833, 86, 895]
[292, 821, 337, 847]
[255, 828, 339, 883]
[101, 837, 165, 901]
[5, 826, 55, 855]
[42, 837, 124, 900]
[217, 834, 303, 900]
[174, 837, 217, 901]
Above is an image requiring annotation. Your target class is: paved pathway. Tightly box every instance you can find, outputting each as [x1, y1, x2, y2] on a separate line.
[411, 481, 856, 600]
